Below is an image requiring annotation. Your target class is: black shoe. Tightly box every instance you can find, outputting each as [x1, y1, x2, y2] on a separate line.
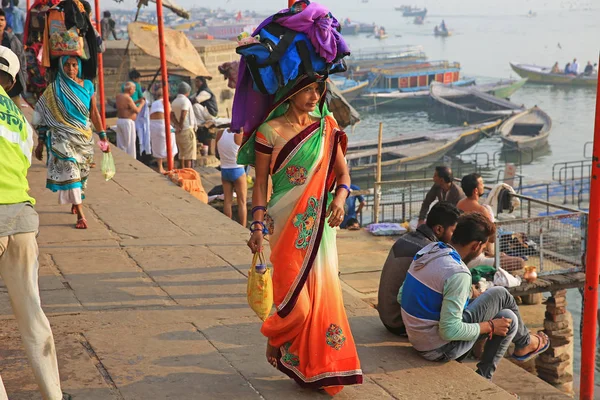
[62, 393, 73, 400]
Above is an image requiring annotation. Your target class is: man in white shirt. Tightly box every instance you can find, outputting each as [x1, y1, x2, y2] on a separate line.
[571, 58, 579, 75]
[171, 82, 197, 168]
[192, 97, 213, 127]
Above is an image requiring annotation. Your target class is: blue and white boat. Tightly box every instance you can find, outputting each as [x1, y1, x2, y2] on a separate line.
[329, 76, 370, 103]
[358, 60, 475, 108]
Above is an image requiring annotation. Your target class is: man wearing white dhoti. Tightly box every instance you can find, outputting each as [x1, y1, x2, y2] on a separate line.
[115, 82, 145, 158]
[150, 87, 177, 173]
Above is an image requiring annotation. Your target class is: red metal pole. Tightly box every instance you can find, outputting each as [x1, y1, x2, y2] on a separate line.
[580, 53, 600, 400]
[94, 0, 106, 130]
[288, 0, 295, 6]
[156, 0, 174, 171]
[26, 0, 30, 10]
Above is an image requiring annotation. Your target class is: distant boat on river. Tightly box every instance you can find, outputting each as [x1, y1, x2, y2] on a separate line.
[430, 82, 525, 124]
[500, 106, 552, 151]
[510, 62, 598, 87]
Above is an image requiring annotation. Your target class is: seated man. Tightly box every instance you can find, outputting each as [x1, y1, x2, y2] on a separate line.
[344, 217, 361, 230]
[398, 213, 549, 380]
[418, 166, 465, 226]
[458, 173, 524, 271]
[341, 184, 366, 228]
[378, 202, 460, 335]
[457, 173, 492, 219]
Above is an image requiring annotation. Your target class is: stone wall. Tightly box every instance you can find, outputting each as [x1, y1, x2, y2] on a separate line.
[536, 290, 575, 397]
[102, 39, 238, 118]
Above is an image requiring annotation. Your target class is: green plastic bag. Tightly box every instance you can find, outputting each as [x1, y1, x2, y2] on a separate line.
[101, 152, 116, 181]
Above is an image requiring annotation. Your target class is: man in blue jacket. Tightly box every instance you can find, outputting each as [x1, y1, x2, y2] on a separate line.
[399, 212, 549, 379]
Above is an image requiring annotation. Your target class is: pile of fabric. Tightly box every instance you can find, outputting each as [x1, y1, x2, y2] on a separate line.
[23, 0, 100, 103]
[166, 168, 208, 203]
[231, 0, 351, 136]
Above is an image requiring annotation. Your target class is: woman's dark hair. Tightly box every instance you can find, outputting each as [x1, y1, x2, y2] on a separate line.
[451, 212, 496, 246]
[426, 202, 460, 229]
[435, 166, 453, 183]
[129, 69, 141, 80]
[81, 0, 92, 16]
[103, 11, 111, 18]
[461, 173, 481, 197]
[0, 9, 5, 17]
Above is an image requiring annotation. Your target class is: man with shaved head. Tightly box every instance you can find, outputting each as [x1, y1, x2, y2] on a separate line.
[115, 81, 145, 157]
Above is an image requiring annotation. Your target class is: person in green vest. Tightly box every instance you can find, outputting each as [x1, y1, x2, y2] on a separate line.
[0, 46, 71, 400]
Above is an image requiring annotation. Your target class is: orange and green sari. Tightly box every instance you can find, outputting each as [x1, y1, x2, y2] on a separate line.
[238, 76, 363, 395]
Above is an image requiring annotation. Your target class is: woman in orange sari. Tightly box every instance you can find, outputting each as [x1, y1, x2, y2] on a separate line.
[239, 75, 363, 395]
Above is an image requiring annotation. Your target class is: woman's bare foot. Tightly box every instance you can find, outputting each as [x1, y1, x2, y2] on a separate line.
[266, 341, 278, 368]
[75, 217, 88, 229]
[74, 204, 88, 229]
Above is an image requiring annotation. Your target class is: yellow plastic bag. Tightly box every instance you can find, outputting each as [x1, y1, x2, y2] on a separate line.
[101, 152, 116, 181]
[247, 252, 273, 321]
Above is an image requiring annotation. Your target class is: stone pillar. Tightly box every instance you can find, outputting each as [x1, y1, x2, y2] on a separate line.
[535, 290, 574, 397]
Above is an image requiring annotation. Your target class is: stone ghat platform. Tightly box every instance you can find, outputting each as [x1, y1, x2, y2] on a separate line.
[0, 137, 569, 399]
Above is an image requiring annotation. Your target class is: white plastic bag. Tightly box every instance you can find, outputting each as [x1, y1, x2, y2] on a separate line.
[494, 266, 522, 288]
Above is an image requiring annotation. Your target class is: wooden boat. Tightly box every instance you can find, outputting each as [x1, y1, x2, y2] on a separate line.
[403, 8, 427, 17]
[358, 23, 378, 33]
[430, 82, 525, 124]
[434, 28, 452, 37]
[510, 62, 597, 87]
[329, 77, 370, 102]
[499, 106, 551, 151]
[326, 81, 361, 129]
[367, 60, 465, 94]
[347, 120, 502, 178]
[481, 78, 527, 99]
[341, 24, 359, 35]
[359, 78, 526, 109]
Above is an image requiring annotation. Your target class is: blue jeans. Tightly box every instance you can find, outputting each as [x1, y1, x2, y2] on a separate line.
[419, 286, 531, 379]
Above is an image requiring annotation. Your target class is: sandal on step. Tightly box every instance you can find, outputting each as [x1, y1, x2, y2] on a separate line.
[75, 218, 88, 229]
[512, 331, 549, 362]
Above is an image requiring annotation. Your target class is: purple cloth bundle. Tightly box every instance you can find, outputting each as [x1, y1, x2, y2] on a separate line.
[231, 1, 350, 138]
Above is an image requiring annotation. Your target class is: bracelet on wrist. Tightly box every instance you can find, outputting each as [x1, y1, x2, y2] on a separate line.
[251, 206, 267, 215]
[335, 184, 351, 198]
[98, 131, 107, 139]
[250, 221, 268, 235]
[487, 320, 494, 340]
